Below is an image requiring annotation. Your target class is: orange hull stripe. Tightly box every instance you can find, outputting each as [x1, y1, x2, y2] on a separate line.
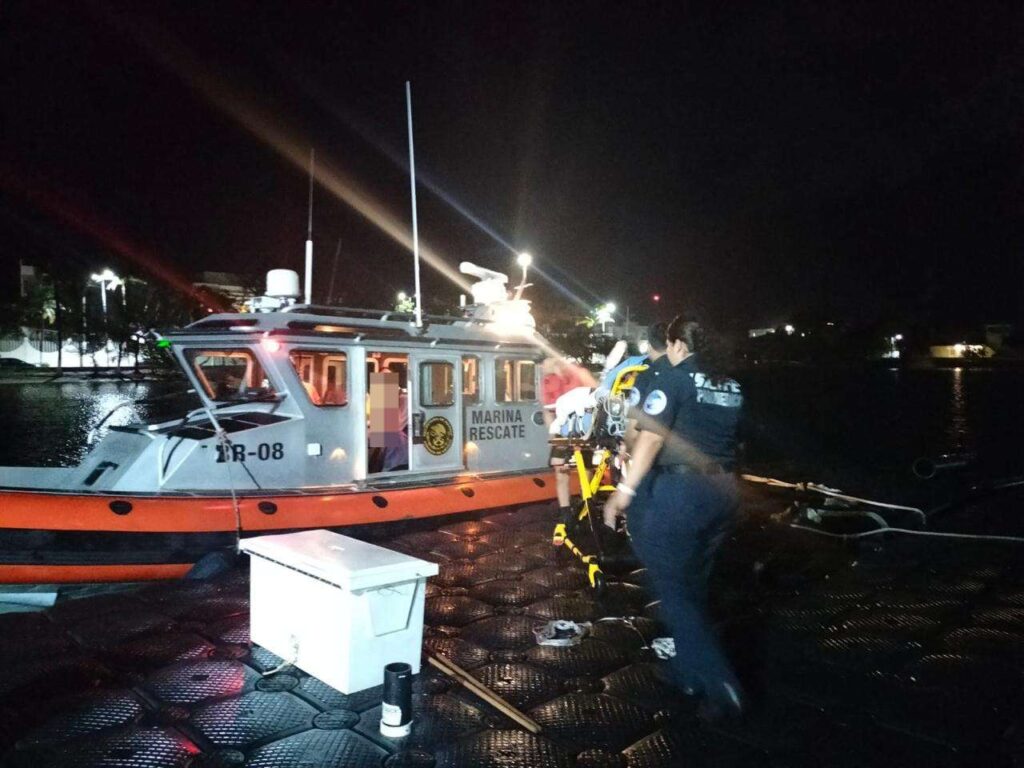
[0, 473, 565, 533]
[0, 563, 193, 584]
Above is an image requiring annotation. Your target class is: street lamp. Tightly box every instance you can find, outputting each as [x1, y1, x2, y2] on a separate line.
[595, 302, 616, 333]
[90, 269, 123, 316]
[395, 291, 414, 313]
[513, 252, 532, 300]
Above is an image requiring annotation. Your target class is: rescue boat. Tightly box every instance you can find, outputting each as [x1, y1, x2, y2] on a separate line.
[0, 263, 564, 583]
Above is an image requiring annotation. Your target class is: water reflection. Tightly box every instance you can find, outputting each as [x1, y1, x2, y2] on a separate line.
[0, 379, 193, 467]
[946, 367, 969, 452]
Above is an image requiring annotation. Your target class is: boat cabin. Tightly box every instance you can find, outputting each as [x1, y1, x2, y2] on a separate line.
[145, 306, 548, 491]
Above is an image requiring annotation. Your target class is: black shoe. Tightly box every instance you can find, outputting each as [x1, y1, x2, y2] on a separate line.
[696, 683, 745, 725]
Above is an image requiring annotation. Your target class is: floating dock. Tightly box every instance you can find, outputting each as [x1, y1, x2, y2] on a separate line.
[0, 491, 1021, 767]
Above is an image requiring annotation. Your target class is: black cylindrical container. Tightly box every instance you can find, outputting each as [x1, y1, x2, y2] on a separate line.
[380, 662, 413, 737]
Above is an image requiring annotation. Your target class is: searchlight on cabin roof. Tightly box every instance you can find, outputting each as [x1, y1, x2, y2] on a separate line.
[460, 258, 536, 333]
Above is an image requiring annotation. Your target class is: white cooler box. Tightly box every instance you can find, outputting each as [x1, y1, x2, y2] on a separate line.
[240, 529, 439, 694]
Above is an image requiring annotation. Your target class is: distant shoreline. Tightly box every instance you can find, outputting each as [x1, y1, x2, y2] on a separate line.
[738, 357, 1024, 372]
[0, 368, 179, 385]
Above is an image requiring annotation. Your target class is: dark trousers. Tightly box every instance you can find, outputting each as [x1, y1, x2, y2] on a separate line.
[628, 468, 741, 706]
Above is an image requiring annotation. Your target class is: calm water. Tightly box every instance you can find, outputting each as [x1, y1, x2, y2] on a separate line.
[2, 367, 1022, 505]
[0, 377, 197, 468]
[740, 366, 1024, 499]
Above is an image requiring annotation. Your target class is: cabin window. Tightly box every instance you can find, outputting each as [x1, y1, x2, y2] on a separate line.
[420, 361, 455, 407]
[288, 350, 348, 406]
[495, 358, 538, 402]
[185, 349, 276, 402]
[462, 356, 480, 404]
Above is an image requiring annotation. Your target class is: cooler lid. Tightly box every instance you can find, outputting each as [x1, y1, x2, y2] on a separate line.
[240, 529, 438, 591]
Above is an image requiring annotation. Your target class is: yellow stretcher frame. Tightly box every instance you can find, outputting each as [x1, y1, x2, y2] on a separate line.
[550, 363, 648, 591]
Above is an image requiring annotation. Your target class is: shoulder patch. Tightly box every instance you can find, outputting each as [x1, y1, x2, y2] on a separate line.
[643, 389, 668, 415]
[627, 388, 642, 407]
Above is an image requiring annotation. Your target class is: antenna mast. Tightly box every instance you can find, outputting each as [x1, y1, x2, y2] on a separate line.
[405, 81, 423, 328]
[304, 148, 315, 305]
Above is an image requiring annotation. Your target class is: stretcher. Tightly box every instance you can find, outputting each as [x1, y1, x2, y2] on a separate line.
[548, 355, 648, 591]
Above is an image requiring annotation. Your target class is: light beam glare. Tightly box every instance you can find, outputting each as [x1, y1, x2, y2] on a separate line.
[269, 54, 601, 312]
[110, 13, 603, 366]
[118, 13, 471, 295]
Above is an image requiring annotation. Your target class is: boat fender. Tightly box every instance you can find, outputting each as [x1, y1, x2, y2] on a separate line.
[185, 550, 238, 580]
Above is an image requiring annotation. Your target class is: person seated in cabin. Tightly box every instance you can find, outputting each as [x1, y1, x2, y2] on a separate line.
[369, 369, 409, 472]
[216, 371, 246, 400]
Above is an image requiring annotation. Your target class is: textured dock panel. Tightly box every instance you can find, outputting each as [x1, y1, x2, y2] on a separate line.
[243, 728, 388, 768]
[469, 579, 549, 607]
[424, 597, 494, 627]
[600, 664, 686, 715]
[521, 566, 590, 592]
[423, 637, 491, 670]
[429, 539, 495, 561]
[621, 720, 765, 768]
[462, 663, 562, 710]
[291, 675, 383, 713]
[14, 726, 199, 768]
[460, 616, 542, 651]
[15, 688, 144, 749]
[525, 639, 631, 677]
[526, 597, 598, 622]
[69, 610, 177, 647]
[432, 729, 573, 768]
[105, 632, 216, 670]
[143, 661, 256, 705]
[529, 693, 656, 753]
[187, 691, 317, 750]
[432, 561, 501, 588]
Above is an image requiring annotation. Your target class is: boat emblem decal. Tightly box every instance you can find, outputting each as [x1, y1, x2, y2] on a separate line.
[423, 416, 455, 456]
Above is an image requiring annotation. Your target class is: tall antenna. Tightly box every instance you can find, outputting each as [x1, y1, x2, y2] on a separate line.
[304, 148, 315, 305]
[405, 81, 423, 328]
[327, 238, 341, 305]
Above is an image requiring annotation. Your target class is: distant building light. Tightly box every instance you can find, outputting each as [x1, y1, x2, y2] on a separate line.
[894, 333, 903, 341]
[784, 324, 795, 335]
[931, 343, 992, 359]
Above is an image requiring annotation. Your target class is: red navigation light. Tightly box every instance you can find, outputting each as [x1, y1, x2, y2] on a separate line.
[652, 294, 661, 302]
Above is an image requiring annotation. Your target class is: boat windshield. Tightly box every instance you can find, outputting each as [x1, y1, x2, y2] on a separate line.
[185, 349, 277, 403]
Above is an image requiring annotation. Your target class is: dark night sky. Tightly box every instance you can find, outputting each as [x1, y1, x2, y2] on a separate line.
[2, 1, 1023, 329]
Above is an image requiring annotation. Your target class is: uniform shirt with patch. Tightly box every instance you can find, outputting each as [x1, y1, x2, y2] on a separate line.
[639, 355, 742, 470]
[630, 355, 671, 409]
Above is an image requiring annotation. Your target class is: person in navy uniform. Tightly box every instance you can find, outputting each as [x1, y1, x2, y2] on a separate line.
[623, 321, 669, 451]
[603, 313, 745, 721]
